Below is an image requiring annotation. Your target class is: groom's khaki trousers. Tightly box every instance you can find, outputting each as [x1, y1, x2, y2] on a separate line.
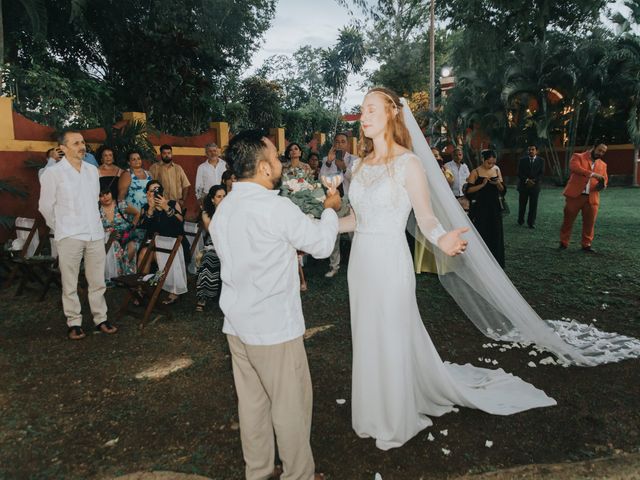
[227, 334, 315, 480]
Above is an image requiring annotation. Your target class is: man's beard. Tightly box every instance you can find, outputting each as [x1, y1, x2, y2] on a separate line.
[271, 174, 282, 189]
[161, 157, 172, 164]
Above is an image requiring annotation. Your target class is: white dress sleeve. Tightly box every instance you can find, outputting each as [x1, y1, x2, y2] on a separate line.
[405, 155, 446, 245]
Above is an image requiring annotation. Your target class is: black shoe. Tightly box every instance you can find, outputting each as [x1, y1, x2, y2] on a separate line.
[517, 221, 524, 226]
[581, 246, 596, 254]
[528, 225, 535, 229]
[558, 243, 567, 250]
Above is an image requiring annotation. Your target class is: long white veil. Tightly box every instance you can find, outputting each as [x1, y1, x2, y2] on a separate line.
[402, 98, 640, 366]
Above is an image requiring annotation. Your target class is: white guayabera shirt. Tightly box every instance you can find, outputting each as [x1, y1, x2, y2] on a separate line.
[211, 181, 338, 346]
[195, 158, 227, 199]
[38, 157, 104, 242]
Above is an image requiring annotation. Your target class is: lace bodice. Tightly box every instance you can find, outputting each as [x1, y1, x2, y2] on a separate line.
[348, 153, 445, 243]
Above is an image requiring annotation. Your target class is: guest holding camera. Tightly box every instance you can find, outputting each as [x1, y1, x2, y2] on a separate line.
[137, 180, 190, 305]
[465, 149, 506, 267]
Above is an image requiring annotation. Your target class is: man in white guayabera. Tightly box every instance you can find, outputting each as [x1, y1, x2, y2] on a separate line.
[39, 131, 117, 340]
[211, 129, 341, 480]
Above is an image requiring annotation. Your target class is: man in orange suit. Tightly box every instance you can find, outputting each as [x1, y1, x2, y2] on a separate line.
[559, 142, 608, 253]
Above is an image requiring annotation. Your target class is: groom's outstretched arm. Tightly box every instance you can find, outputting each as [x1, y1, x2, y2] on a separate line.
[271, 198, 339, 259]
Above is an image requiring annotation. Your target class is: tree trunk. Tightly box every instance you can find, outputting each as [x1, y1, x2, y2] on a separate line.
[633, 146, 639, 187]
[429, 0, 435, 112]
[0, 0, 4, 69]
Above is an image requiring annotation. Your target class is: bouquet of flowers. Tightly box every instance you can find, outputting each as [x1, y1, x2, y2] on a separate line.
[279, 170, 350, 218]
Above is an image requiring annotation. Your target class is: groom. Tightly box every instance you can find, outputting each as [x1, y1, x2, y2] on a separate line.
[210, 130, 341, 480]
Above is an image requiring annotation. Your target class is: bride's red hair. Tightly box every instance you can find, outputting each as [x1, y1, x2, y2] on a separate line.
[357, 87, 413, 164]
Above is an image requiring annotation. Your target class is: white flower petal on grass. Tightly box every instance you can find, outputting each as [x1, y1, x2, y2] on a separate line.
[427, 432, 435, 441]
[452, 407, 460, 413]
[539, 356, 557, 366]
[441, 448, 451, 456]
[485, 440, 493, 448]
[602, 291, 609, 294]
[601, 303, 609, 310]
[528, 350, 538, 356]
[484, 358, 491, 364]
[104, 437, 119, 447]
[440, 429, 448, 436]
[478, 357, 484, 362]
[336, 399, 346, 405]
[374, 474, 382, 480]
[527, 361, 537, 368]
[499, 348, 506, 352]
[491, 360, 498, 365]
[616, 273, 622, 278]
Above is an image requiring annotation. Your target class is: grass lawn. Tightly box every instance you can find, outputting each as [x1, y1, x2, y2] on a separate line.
[0, 187, 638, 480]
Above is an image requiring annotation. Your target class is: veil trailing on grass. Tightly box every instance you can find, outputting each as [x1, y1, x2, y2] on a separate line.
[402, 98, 640, 366]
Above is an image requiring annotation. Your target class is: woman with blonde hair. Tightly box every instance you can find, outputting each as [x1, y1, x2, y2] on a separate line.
[337, 87, 556, 450]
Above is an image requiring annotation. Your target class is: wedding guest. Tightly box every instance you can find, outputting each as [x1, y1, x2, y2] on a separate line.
[222, 169, 237, 193]
[39, 130, 117, 340]
[38, 147, 63, 180]
[97, 145, 123, 200]
[149, 144, 191, 208]
[517, 144, 545, 229]
[445, 147, 470, 209]
[559, 141, 608, 253]
[195, 143, 227, 203]
[321, 132, 359, 278]
[307, 152, 321, 180]
[99, 188, 138, 279]
[118, 151, 151, 245]
[465, 149, 506, 267]
[211, 129, 340, 480]
[137, 180, 190, 305]
[283, 142, 311, 176]
[195, 185, 226, 312]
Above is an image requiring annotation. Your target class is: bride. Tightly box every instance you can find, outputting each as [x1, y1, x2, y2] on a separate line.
[336, 88, 559, 450]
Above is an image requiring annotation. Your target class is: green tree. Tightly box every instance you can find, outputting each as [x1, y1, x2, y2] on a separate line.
[241, 76, 283, 130]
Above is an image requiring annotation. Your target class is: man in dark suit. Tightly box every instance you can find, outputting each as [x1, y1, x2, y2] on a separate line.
[517, 144, 545, 228]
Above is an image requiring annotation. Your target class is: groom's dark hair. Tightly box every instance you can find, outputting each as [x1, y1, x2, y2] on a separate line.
[225, 129, 270, 180]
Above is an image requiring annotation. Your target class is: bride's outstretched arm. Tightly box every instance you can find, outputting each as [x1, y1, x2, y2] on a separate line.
[406, 155, 468, 256]
[338, 208, 356, 233]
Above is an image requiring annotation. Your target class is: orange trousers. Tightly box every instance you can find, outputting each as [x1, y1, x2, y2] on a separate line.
[559, 195, 599, 248]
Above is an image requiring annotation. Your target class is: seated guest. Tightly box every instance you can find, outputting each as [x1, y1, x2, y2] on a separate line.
[222, 169, 237, 193]
[307, 152, 320, 180]
[99, 188, 138, 281]
[283, 142, 311, 176]
[195, 185, 226, 312]
[39, 148, 63, 180]
[97, 145, 123, 200]
[137, 180, 191, 305]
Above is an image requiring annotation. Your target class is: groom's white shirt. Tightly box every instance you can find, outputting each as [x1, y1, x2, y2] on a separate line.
[211, 181, 339, 345]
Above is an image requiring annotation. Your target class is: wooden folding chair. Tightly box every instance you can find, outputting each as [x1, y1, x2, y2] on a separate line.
[184, 221, 204, 274]
[4, 217, 47, 291]
[112, 233, 183, 330]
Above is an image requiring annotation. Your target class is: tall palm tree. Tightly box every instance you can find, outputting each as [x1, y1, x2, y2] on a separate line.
[321, 26, 366, 136]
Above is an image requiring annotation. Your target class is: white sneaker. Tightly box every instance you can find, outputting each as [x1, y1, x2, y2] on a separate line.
[325, 267, 339, 278]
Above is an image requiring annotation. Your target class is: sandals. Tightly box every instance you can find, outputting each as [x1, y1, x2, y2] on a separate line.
[95, 321, 118, 334]
[67, 326, 86, 340]
[162, 294, 180, 305]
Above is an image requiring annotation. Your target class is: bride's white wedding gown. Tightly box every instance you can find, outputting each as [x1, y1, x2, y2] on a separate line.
[345, 153, 556, 450]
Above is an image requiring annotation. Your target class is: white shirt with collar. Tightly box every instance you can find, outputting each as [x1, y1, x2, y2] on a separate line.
[210, 181, 338, 346]
[583, 159, 596, 194]
[320, 152, 359, 196]
[195, 158, 227, 199]
[444, 160, 471, 197]
[38, 157, 104, 242]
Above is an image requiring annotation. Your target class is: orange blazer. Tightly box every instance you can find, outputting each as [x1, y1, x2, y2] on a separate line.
[562, 150, 608, 205]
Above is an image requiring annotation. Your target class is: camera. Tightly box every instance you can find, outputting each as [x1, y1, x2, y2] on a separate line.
[153, 185, 164, 198]
[335, 149, 344, 161]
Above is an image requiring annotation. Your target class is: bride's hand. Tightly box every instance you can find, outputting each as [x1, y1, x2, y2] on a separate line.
[437, 227, 469, 256]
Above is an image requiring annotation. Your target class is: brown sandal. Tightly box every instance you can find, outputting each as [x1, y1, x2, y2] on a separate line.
[67, 326, 86, 340]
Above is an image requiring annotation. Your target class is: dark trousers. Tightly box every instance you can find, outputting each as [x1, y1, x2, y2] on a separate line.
[518, 188, 540, 226]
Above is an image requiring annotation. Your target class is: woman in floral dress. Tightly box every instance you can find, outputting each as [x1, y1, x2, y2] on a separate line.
[99, 189, 138, 280]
